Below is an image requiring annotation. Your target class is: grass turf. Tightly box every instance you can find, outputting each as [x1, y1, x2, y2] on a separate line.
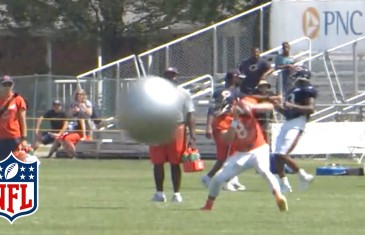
[1, 159, 364, 235]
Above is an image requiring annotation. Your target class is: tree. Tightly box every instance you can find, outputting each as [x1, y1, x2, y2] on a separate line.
[0, 0, 263, 62]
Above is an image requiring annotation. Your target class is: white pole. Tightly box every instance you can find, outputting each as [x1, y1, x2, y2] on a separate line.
[46, 38, 53, 107]
[97, 40, 103, 109]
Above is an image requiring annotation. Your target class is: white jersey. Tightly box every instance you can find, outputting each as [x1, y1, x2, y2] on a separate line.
[177, 88, 195, 123]
[70, 100, 93, 118]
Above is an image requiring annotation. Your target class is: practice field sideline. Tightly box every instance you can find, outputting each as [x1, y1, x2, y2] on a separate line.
[1, 159, 364, 235]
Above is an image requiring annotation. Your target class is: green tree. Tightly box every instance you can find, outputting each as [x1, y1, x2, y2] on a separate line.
[0, 0, 264, 61]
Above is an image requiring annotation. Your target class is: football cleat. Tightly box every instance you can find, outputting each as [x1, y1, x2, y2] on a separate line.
[229, 176, 246, 191]
[200, 199, 214, 211]
[151, 193, 166, 202]
[298, 173, 314, 191]
[275, 194, 289, 212]
[171, 194, 183, 203]
[280, 183, 293, 193]
[233, 182, 246, 191]
[222, 182, 237, 192]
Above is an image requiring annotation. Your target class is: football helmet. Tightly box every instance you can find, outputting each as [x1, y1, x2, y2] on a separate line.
[291, 66, 311, 81]
[211, 88, 237, 116]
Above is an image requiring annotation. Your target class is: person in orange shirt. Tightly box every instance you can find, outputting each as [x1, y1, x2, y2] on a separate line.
[200, 89, 288, 212]
[0, 75, 28, 160]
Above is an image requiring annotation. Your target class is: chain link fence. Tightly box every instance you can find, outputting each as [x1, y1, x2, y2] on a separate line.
[266, 36, 365, 162]
[295, 36, 365, 123]
[15, 2, 365, 162]
[138, 3, 272, 80]
[76, 54, 141, 115]
[12, 75, 128, 144]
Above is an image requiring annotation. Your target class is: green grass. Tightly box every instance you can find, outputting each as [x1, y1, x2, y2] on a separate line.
[1, 159, 365, 235]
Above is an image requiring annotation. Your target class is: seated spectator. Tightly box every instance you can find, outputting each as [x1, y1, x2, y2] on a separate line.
[57, 104, 92, 159]
[33, 99, 68, 158]
[53, 89, 93, 159]
[70, 88, 93, 118]
[69, 87, 94, 136]
[252, 80, 281, 143]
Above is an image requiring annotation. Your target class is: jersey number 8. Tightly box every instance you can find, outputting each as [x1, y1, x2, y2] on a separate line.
[235, 122, 248, 139]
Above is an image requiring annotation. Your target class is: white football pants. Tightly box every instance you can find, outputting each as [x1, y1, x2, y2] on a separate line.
[209, 144, 281, 197]
[274, 115, 307, 155]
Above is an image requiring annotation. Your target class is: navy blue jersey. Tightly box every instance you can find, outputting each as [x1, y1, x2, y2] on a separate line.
[283, 85, 318, 120]
[239, 57, 271, 92]
[207, 87, 241, 116]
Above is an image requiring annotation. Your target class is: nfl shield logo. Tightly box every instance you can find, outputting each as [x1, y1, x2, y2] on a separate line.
[0, 152, 39, 224]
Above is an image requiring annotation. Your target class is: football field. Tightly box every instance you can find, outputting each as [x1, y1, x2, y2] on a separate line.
[1, 159, 364, 235]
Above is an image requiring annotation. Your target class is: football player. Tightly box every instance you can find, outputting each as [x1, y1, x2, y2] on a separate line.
[272, 67, 318, 193]
[202, 69, 246, 191]
[201, 89, 288, 211]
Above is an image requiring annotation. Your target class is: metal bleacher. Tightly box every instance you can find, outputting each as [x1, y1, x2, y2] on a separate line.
[61, 39, 365, 159]
[54, 1, 365, 159]
[63, 75, 217, 159]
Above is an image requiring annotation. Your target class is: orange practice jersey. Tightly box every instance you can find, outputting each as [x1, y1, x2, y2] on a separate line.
[212, 112, 232, 130]
[0, 94, 27, 139]
[214, 96, 266, 152]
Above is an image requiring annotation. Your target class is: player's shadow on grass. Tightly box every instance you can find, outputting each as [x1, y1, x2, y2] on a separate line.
[169, 208, 202, 211]
[75, 206, 129, 210]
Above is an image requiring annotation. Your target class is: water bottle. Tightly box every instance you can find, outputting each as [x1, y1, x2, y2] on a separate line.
[182, 150, 189, 162]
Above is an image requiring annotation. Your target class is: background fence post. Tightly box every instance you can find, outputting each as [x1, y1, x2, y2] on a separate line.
[165, 46, 170, 72]
[213, 27, 218, 78]
[260, 7, 264, 51]
[116, 63, 121, 124]
[353, 42, 358, 96]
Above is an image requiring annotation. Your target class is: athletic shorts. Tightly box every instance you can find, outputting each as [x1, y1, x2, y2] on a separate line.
[212, 129, 230, 161]
[0, 138, 21, 160]
[58, 133, 92, 145]
[149, 124, 186, 165]
[41, 132, 56, 145]
[273, 116, 306, 155]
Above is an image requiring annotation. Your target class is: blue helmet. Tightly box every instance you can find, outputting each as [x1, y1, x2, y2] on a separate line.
[291, 66, 311, 81]
[211, 88, 237, 116]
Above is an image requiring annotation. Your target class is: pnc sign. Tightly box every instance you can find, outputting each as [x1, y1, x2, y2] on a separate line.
[302, 7, 364, 39]
[270, 1, 365, 53]
[302, 7, 320, 39]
